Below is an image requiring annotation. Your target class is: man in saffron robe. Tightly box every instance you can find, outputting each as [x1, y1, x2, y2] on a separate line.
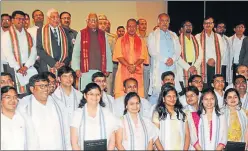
[71, 13, 112, 91]
[113, 18, 149, 98]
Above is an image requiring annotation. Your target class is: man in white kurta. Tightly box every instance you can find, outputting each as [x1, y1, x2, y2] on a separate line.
[92, 71, 114, 112]
[147, 13, 181, 97]
[234, 75, 248, 110]
[2, 11, 37, 94]
[212, 75, 225, 109]
[51, 66, 83, 123]
[17, 74, 71, 150]
[113, 78, 151, 119]
[195, 17, 224, 87]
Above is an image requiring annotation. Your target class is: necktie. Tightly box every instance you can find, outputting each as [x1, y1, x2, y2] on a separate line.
[53, 28, 58, 42]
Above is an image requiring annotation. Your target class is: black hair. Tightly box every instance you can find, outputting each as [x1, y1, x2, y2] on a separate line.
[188, 75, 202, 84]
[211, 74, 225, 84]
[181, 20, 192, 28]
[117, 26, 125, 30]
[12, 10, 25, 19]
[1, 86, 17, 99]
[185, 86, 199, 96]
[197, 88, 221, 116]
[155, 84, 186, 122]
[223, 88, 242, 110]
[233, 75, 247, 85]
[127, 18, 137, 26]
[32, 9, 44, 19]
[123, 78, 138, 87]
[92, 72, 106, 82]
[24, 13, 30, 18]
[60, 11, 71, 19]
[233, 21, 246, 28]
[57, 66, 75, 78]
[42, 71, 56, 80]
[1, 72, 14, 81]
[78, 83, 105, 108]
[203, 16, 214, 23]
[161, 71, 175, 81]
[136, 19, 146, 25]
[236, 65, 247, 74]
[1, 13, 11, 20]
[123, 92, 141, 115]
[215, 20, 226, 28]
[29, 74, 49, 87]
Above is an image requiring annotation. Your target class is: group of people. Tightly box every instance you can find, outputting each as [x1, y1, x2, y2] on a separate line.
[1, 7, 248, 150]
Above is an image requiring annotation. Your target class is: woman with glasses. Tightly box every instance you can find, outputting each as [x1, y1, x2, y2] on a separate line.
[223, 88, 248, 145]
[115, 92, 158, 150]
[70, 83, 119, 150]
[184, 86, 199, 112]
[152, 85, 190, 150]
[188, 88, 227, 150]
[1, 86, 38, 150]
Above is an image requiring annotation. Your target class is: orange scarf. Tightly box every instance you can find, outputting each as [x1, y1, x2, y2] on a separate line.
[200, 30, 221, 82]
[9, 25, 33, 93]
[121, 33, 142, 80]
[180, 33, 199, 87]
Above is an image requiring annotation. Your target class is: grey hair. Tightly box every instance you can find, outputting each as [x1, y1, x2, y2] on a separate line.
[157, 13, 170, 23]
[47, 8, 59, 17]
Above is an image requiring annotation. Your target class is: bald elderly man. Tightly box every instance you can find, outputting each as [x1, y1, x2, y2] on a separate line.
[71, 13, 112, 91]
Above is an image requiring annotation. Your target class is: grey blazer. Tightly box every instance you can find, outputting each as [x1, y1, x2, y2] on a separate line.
[239, 36, 248, 66]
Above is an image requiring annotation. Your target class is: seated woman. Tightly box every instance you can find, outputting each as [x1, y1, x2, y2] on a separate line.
[115, 92, 156, 150]
[152, 84, 190, 150]
[188, 88, 227, 150]
[223, 88, 248, 144]
[70, 83, 119, 150]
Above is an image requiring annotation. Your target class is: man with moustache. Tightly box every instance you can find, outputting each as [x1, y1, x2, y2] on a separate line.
[195, 17, 224, 87]
[60, 11, 78, 48]
[71, 13, 112, 91]
[27, 9, 44, 40]
[147, 13, 181, 97]
[36, 8, 72, 73]
[214, 21, 232, 85]
[177, 20, 203, 89]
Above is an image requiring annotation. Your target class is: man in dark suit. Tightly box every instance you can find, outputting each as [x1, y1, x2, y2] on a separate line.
[36, 8, 72, 73]
[239, 37, 248, 66]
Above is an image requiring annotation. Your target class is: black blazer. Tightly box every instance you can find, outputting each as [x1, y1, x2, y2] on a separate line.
[239, 37, 248, 66]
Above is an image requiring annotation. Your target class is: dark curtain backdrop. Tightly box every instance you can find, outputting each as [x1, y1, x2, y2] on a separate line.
[168, 1, 248, 36]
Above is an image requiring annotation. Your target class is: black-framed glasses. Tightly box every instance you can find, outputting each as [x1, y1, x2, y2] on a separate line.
[34, 84, 49, 89]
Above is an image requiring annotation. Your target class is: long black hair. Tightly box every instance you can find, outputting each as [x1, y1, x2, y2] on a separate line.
[155, 84, 186, 122]
[224, 88, 242, 110]
[78, 83, 105, 108]
[123, 92, 141, 115]
[197, 88, 221, 116]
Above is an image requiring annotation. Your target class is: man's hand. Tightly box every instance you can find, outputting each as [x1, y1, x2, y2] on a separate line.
[76, 70, 82, 78]
[127, 64, 136, 74]
[207, 58, 215, 67]
[165, 58, 174, 66]
[17, 66, 28, 76]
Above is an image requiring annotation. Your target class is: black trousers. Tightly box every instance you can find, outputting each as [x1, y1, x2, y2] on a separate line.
[233, 63, 239, 83]
[207, 64, 215, 88]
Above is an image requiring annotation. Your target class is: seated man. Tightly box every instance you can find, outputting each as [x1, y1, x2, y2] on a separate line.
[212, 74, 225, 108]
[1, 72, 15, 88]
[113, 78, 151, 119]
[92, 71, 114, 112]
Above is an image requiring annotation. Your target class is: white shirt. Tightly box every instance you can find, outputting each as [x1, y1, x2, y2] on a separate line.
[52, 86, 82, 123]
[113, 95, 152, 119]
[70, 104, 120, 147]
[214, 90, 224, 109]
[241, 93, 248, 110]
[27, 25, 39, 47]
[102, 91, 114, 112]
[232, 34, 245, 64]
[221, 35, 229, 65]
[225, 81, 248, 92]
[1, 28, 8, 69]
[49, 25, 60, 46]
[1, 111, 38, 150]
[17, 95, 70, 150]
[179, 92, 202, 108]
[2, 28, 37, 70]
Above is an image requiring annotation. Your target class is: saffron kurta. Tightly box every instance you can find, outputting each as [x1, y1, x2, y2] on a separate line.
[113, 35, 149, 98]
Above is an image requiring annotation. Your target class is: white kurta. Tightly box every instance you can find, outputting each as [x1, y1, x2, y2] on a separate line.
[113, 95, 152, 119]
[241, 93, 248, 110]
[52, 86, 82, 123]
[27, 25, 39, 47]
[17, 95, 71, 150]
[102, 91, 114, 112]
[1, 111, 39, 150]
[179, 93, 201, 108]
[229, 34, 245, 64]
[70, 104, 120, 149]
[214, 90, 224, 109]
[1, 28, 8, 70]
[120, 113, 155, 150]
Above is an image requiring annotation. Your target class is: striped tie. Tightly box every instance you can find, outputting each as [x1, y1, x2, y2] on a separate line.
[53, 29, 58, 42]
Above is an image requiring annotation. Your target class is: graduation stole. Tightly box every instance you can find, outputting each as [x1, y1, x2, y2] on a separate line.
[42, 24, 68, 66]
[179, 33, 199, 86]
[9, 25, 33, 94]
[200, 30, 221, 82]
[120, 33, 143, 80]
[123, 113, 148, 150]
[80, 27, 106, 73]
[79, 105, 106, 149]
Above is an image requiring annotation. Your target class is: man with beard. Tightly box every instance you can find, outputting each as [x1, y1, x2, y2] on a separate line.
[195, 17, 224, 88]
[177, 20, 203, 89]
[60, 11, 77, 48]
[1, 14, 12, 71]
[214, 21, 232, 85]
[137, 18, 150, 99]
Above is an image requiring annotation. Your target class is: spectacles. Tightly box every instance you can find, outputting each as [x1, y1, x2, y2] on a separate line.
[235, 81, 246, 85]
[34, 84, 49, 89]
[87, 18, 97, 23]
[14, 17, 25, 21]
[1, 19, 10, 22]
[50, 16, 60, 21]
[184, 25, 192, 27]
[214, 80, 225, 84]
[204, 22, 213, 25]
[2, 95, 18, 100]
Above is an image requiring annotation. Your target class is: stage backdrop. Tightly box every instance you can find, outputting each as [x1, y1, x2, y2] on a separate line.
[1, 0, 167, 33]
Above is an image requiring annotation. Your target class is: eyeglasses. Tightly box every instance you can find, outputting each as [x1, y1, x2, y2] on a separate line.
[14, 17, 25, 21]
[2, 95, 18, 101]
[1, 19, 10, 22]
[204, 22, 213, 25]
[34, 84, 49, 89]
[50, 16, 60, 21]
[87, 18, 97, 23]
[235, 81, 246, 85]
[214, 80, 225, 84]
[184, 25, 192, 27]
